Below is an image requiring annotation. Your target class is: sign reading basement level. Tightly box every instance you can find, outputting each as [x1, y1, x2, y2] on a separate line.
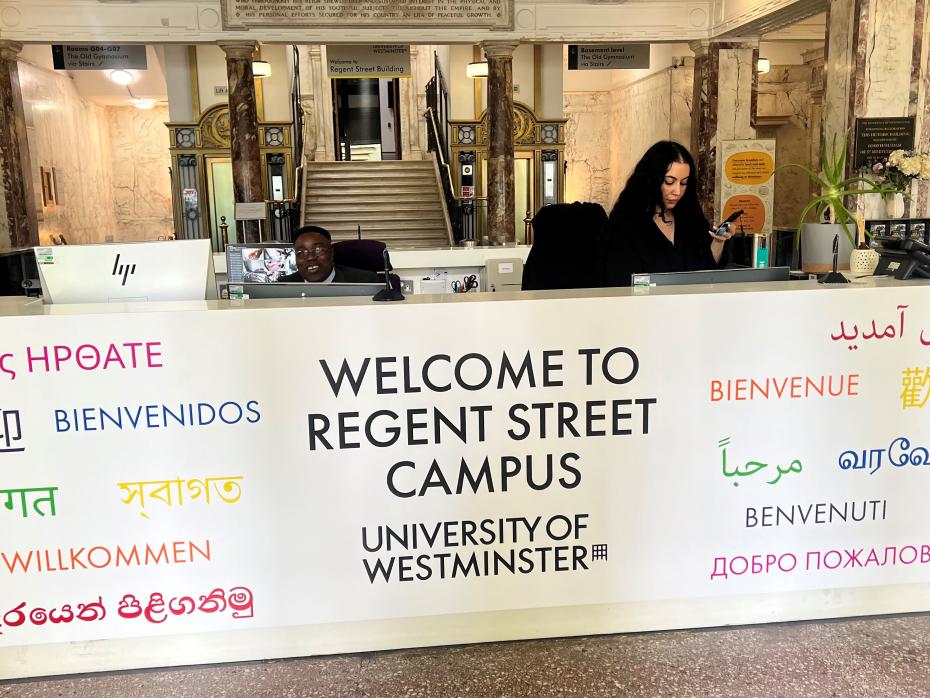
[327, 45, 411, 78]
[567, 44, 650, 70]
[51, 45, 147, 71]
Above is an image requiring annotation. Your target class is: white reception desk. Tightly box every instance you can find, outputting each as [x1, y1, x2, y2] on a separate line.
[2, 278, 930, 678]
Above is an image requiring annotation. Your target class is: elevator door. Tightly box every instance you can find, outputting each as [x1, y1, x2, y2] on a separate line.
[332, 78, 401, 161]
[480, 152, 535, 243]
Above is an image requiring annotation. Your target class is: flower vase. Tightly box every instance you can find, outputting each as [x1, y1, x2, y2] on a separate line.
[884, 192, 906, 219]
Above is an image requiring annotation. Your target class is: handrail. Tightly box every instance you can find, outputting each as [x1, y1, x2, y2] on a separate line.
[292, 164, 303, 201]
[424, 106, 460, 202]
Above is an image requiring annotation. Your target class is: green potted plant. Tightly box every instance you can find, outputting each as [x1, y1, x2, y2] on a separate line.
[779, 132, 892, 272]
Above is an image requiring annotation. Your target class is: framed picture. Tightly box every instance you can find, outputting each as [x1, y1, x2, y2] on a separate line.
[866, 220, 888, 237]
[908, 219, 928, 244]
[51, 167, 61, 205]
[40, 167, 57, 207]
[889, 222, 908, 238]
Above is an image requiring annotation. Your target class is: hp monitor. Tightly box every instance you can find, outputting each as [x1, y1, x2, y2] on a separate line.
[35, 239, 216, 304]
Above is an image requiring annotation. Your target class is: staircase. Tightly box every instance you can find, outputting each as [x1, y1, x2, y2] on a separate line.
[301, 160, 454, 249]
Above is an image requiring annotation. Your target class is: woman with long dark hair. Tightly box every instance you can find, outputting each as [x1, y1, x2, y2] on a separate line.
[601, 141, 732, 286]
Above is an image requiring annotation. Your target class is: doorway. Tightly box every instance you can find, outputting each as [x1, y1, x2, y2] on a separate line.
[480, 151, 536, 243]
[332, 78, 401, 161]
[206, 157, 235, 249]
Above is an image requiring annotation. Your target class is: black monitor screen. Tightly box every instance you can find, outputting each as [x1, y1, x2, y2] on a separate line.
[229, 282, 384, 299]
[633, 266, 791, 287]
[227, 243, 296, 283]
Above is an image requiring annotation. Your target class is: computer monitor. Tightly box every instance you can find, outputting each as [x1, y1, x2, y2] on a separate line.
[632, 266, 791, 287]
[35, 239, 216, 304]
[228, 282, 384, 300]
[226, 242, 296, 283]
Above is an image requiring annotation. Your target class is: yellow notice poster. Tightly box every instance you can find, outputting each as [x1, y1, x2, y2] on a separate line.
[719, 140, 775, 235]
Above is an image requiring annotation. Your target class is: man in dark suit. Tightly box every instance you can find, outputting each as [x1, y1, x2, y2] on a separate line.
[279, 225, 382, 284]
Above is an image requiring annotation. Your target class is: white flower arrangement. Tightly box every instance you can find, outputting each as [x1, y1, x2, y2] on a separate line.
[869, 149, 930, 196]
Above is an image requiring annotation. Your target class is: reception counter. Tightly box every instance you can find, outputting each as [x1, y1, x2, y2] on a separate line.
[2, 278, 930, 678]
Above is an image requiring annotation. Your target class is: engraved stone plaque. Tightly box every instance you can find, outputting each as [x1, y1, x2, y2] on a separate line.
[222, 0, 513, 30]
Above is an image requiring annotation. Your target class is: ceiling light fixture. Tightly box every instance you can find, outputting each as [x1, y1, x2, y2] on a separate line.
[252, 60, 272, 78]
[466, 60, 489, 79]
[109, 69, 134, 85]
[131, 98, 156, 110]
[757, 57, 771, 74]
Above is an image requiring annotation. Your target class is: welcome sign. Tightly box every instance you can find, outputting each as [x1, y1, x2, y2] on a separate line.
[2, 284, 930, 677]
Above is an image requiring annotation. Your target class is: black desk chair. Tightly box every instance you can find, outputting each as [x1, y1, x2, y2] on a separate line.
[332, 240, 401, 291]
[522, 202, 608, 290]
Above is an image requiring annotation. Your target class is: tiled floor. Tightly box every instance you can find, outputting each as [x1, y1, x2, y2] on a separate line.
[3, 613, 930, 697]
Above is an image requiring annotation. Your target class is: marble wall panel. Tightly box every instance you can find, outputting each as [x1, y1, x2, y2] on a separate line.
[564, 69, 689, 213]
[758, 64, 817, 228]
[669, 66, 694, 150]
[610, 71, 673, 206]
[17, 60, 173, 245]
[105, 105, 173, 241]
[18, 61, 118, 245]
[863, 0, 917, 116]
[563, 91, 613, 211]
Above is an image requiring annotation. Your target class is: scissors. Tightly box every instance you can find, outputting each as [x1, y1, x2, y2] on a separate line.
[451, 275, 479, 293]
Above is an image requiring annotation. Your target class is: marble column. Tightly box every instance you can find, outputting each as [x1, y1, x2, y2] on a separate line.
[0, 40, 38, 249]
[219, 41, 264, 243]
[482, 41, 519, 246]
[308, 45, 335, 162]
[823, 0, 930, 216]
[689, 40, 758, 223]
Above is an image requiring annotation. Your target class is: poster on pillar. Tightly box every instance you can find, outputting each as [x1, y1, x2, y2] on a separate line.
[718, 140, 775, 236]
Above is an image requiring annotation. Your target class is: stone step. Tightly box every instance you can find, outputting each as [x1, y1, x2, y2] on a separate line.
[302, 159, 452, 247]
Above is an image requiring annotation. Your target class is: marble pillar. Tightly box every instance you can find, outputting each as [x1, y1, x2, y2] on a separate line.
[0, 40, 38, 249]
[482, 41, 519, 245]
[689, 41, 758, 223]
[308, 45, 335, 162]
[824, 0, 930, 216]
[219, 41, 264, 243]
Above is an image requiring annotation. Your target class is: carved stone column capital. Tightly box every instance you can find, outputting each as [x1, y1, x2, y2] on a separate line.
[481, 41, 520, 59]
[218, 41, 258, 61]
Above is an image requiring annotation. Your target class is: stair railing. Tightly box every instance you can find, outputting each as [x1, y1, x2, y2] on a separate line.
[424, 106, 478, 244]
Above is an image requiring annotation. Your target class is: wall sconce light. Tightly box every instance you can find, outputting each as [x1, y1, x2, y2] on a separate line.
[252, 60, 272, 78]
[756, 57, 771, 74]
[466, 60, 489, 79]
[108, 69, 134, 85]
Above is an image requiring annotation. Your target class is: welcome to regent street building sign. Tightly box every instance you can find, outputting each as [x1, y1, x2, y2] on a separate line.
[221, 0, 513, 29]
